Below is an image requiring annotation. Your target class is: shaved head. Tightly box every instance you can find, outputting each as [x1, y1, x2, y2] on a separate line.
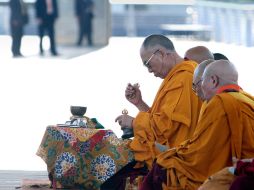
[142, 34, 175, 51]
[201, 60, 238, 101]
[204, 60, 238, 84]
[185, 46, 214, 64]
[193, 59, 214, 100]
[140, 34, 183, 79]
[194, 59, 215, 80]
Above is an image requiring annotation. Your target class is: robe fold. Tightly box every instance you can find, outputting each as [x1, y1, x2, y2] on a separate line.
[129, 60, 202, 169]
[155, 92, 254, 190]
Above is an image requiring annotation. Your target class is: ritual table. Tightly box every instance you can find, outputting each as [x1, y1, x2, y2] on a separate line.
[37, 126, 134, 189]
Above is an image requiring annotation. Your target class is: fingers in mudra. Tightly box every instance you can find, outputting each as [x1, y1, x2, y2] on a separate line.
[126, 83, 139, 99]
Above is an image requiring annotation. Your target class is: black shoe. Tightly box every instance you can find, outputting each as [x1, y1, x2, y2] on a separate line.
[13, 53, 24, 58]
[40, 49, 44, 56]
[51, 52, 59, 56]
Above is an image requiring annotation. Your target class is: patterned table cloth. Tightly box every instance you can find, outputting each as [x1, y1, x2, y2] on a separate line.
[37, 126, 134, 189]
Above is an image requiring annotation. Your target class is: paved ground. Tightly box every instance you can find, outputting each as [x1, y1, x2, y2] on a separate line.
[0, 170, 48, 189]
[0, 35, 254, 188]
[0, 35, 100, 60]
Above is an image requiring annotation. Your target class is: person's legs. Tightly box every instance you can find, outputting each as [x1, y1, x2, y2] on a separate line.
[11, 26, 18, 56]
[11, 24, 23, 56]
[38, 23, 45, 55]
[47, 19, 58, 55]
[87, 20, 93, 46]
[83, 17, 93, 46]
[16, 26, 23, 56]
[77, 17, 84, 46]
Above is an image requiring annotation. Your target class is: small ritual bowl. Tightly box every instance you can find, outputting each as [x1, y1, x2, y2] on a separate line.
[70, 106, 87, 117]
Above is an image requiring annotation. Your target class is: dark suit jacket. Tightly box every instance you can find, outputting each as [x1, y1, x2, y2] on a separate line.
[75, 0, 93, 18]
[35, 0, 58, 21]
[10, 0, 27, 25]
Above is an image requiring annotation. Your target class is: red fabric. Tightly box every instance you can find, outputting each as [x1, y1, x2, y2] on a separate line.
[235, 160, 254, 176]
[139, 163, 166, 190]
[216, 84, 241, 94]
[229, 160, 254, 190]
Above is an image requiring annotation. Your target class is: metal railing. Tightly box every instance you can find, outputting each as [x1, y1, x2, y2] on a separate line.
[197, 0, 254, 46]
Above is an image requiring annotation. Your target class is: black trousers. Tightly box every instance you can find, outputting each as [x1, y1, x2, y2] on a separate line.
[77, 16, 93, 46]
[11, 24, 23, 56]
[38, 19, 57, 54]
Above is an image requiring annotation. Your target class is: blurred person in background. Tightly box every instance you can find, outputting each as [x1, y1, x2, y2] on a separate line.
[9, 0, 29, 57]
[75, 0, 94, 46]
[35, 0, 59, 56]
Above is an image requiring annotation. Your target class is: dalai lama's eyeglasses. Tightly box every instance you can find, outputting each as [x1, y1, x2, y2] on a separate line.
[143, 49, 160, 69]
[192, 79, 203, 93]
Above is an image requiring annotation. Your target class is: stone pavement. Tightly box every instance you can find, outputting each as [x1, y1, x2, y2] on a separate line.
[0, 170, 48, 190]
[0, 35, 102, 60]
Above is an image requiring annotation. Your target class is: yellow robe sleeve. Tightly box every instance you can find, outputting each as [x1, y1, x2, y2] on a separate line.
[129, 61, 202, 169]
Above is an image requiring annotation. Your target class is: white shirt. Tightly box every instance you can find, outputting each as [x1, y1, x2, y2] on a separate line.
[46, 0, 53, 14]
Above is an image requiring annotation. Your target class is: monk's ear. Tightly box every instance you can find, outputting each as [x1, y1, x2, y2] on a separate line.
[211, 75, 219, 88]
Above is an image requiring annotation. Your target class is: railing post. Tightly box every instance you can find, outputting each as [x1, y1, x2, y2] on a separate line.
[196, 1, 254, 47]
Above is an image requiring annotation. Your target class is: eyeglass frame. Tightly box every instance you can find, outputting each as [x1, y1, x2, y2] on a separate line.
[143, 49, 160, 69]
[192, 79, 203, 93]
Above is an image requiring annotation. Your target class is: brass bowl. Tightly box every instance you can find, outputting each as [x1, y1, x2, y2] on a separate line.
[70, 106, 87, 117]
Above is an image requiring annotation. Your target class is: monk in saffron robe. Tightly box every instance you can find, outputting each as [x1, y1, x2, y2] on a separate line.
[192, 59, 214, 102]
[115, 34, 202, 170]
[196, 59, 253, 190]
[140, 60, 254, 190]
[102, 35, 202, 190]
[184, 46, 214, 64]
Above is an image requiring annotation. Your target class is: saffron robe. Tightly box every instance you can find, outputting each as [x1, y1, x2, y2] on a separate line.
[156, 92, 254, 190]
[129, 60, 202, 169]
